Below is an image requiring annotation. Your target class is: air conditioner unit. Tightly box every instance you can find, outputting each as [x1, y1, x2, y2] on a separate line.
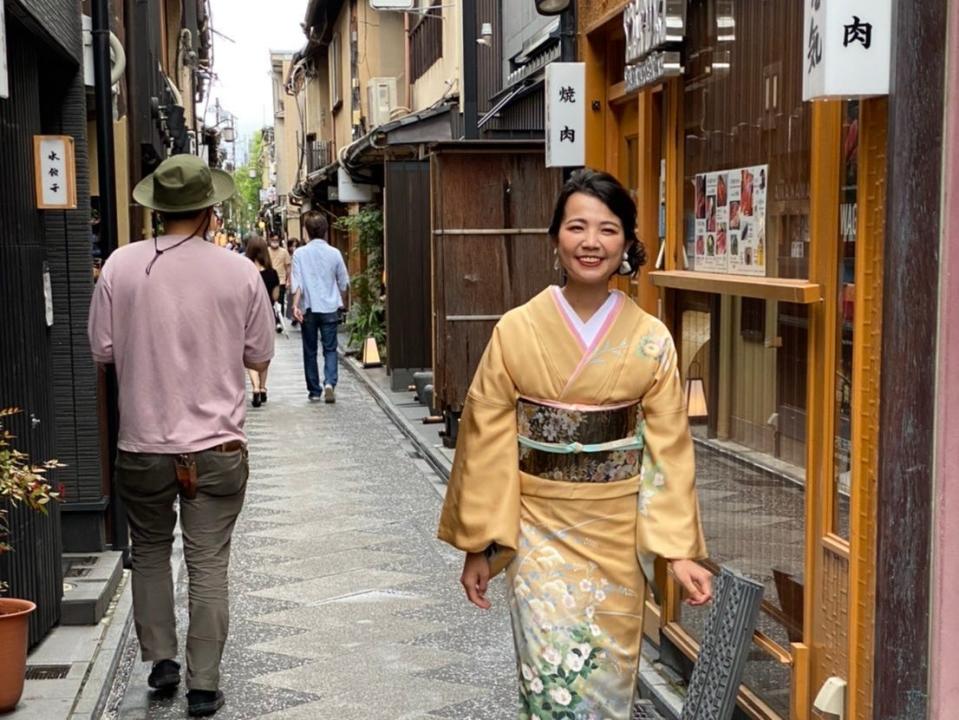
[366, 77, 398, 128]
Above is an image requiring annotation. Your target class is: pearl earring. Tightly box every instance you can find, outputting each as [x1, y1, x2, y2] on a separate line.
[553, 249, 560, 272]
[619, 251, 631, 275]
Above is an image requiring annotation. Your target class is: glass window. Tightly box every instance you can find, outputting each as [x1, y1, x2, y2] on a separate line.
[833, 100, 859, 539]
[670, 2, 812, 716]
[683, 0, 812, 280]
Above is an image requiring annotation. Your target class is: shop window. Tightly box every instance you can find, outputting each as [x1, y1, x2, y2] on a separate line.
[675, 291, 809, 720]
[671, 2, 812, 716]
[833, 100, 859, 540]
[682, 0, 812, 281]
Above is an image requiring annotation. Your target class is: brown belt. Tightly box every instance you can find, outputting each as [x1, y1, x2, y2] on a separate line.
[205, 440, 245, 453]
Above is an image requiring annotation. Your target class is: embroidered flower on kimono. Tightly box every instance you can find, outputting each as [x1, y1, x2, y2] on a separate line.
[529, 677, 544, 694]
[599, 578, 609, 587]
[585, 605, 595, 619]
[549, 687, 572, 707]
[579, 579, 593, 592]
[654, 472, 665, 487]
[589, 623, 603, 637]
[529, 597, 556, 617]
[521, 663, 535, 682]
[638, 335, 667, 360]
[533, 547, 566, 570]
[563, 593, 576, 609]
[513, 576, 531, 597]
[639, 487, 657, 515]
[542, 646, 562, 667]
[578, 643, 592, 657]
[594, 589, 607, 603]
[564, 652, 586, 673]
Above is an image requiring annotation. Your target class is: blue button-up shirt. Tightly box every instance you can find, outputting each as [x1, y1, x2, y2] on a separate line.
[290, 238, 350, 314]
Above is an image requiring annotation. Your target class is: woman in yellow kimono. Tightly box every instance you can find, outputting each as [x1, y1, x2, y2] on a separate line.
[438, 169, 712, 720]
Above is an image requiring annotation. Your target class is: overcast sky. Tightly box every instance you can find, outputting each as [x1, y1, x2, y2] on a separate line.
[205, 0, 308, 160]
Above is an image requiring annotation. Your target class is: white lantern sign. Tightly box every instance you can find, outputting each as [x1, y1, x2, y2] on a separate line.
[545, 62, 585, 168]
[803, 0, 892, 101]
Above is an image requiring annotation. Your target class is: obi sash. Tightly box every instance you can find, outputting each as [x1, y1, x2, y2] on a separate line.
[516, 397, 644, 483]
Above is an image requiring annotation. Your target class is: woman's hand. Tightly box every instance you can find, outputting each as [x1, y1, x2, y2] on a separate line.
[669, 559, 713, 606]
[461, 551, 492, 609]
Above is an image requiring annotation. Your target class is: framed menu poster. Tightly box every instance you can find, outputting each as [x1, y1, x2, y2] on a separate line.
[694, 164, 767, 276]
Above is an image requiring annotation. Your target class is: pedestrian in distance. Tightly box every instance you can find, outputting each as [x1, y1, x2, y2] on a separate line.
[245, 235, 280, 407]
[290, 210, 349, 404]
[267, 232, 291, 330]
[285, 237, 302, 324]
[87, 154, 275, 718]
[438, 169, 713, 720]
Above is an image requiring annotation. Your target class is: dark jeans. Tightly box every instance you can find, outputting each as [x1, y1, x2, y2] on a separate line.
[301, 310, 339, 395]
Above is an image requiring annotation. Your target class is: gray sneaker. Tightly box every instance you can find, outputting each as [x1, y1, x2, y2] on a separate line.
[324, 384, 335, 404]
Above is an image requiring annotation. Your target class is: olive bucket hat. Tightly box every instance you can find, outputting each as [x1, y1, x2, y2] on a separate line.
[132, 154, 235, 213]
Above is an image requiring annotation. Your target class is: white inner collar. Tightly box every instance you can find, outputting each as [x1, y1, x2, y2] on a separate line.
[552, 286, 618, 347]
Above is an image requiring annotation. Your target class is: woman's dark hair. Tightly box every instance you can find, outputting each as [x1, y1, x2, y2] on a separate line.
[245, 235, 273, 269]
[548, 168, 647, 275]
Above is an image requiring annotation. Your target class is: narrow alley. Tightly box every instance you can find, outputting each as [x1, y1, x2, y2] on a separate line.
[104, 336, 517, 719]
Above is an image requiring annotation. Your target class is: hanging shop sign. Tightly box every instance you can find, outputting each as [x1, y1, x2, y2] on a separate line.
[625, 51, 683, 93]
[802, 0, 891, 100]
[693, 165, 768, 276]
[545, 62, 585, 168]
[623, 0, 687, 92]
[34, 136, 78, 210]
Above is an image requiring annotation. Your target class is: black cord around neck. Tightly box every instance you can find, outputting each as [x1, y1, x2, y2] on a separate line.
[145, 213, 212, 276]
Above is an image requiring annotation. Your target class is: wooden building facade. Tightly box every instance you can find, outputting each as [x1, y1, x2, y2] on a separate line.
[577, 0, 949, 718]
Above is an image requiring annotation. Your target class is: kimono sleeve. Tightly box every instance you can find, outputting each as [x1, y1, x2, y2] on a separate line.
[637, 333, 707, 561]
[437, 324, 520, 576]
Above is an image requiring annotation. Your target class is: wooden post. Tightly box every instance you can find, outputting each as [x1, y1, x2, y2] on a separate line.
[873, 0, 949, 717]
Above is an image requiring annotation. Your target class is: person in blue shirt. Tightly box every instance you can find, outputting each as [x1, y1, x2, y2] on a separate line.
[290, 210, 350, 403]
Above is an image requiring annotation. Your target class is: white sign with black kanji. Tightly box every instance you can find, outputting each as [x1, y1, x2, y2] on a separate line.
[545, 63, 585, 169]
[803, 0, 891, 100]
[34, 136, 78, 209]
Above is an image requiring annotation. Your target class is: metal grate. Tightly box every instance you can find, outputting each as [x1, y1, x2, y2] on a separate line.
[633, 699, 665, 720]
[25, 665, 71, 680]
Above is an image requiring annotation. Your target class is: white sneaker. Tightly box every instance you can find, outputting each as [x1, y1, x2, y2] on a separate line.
[324, 384, 335, 404]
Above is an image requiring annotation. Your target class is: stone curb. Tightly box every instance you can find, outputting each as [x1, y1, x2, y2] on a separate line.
[69, 572, 135, 720]
[339, 350, 452, 492]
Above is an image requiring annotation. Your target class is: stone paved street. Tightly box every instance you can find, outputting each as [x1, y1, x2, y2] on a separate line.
[104, 334, 518, 719]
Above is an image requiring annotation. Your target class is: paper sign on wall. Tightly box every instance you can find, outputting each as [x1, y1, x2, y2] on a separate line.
[693, 165, 767, 276]
[34, 136, 78, 210]
[545, 63, 585, 168]
[803, 0, 891, 100]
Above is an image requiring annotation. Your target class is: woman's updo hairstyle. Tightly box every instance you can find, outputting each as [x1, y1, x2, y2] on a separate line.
[547, 168, 647, 276]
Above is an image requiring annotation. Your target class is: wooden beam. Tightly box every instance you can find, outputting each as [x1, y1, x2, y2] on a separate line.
[648, 270, 821, 304]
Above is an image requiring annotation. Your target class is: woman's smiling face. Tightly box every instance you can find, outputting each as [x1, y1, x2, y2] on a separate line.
[554, 192, 626, 287]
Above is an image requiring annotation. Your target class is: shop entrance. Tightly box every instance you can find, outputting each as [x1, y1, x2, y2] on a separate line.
[583, 1, 888, 717]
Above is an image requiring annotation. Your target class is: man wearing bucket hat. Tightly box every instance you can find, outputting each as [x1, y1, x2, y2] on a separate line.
[88, 155, 275, 717]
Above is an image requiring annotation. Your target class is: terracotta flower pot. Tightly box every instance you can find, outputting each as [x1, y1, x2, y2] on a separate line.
[0, 598, 35, 713]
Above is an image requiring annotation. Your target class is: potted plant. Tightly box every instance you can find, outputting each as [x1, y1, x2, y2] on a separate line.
[0, 408, 61, 713]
